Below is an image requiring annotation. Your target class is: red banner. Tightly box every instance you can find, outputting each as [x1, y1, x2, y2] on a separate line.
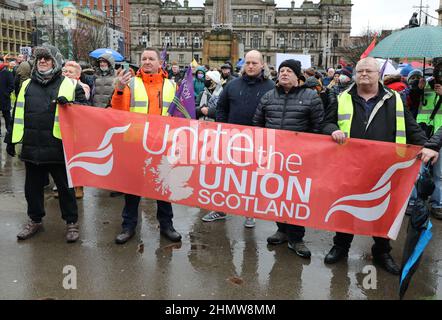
[60, 105, 422, 239]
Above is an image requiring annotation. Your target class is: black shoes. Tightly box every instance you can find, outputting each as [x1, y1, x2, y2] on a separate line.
[267, 231, 288, 245]
[160, 227, 182, 242]
[373, 253, 400, 275]
[110, 191, 123, 198]
[288, 241, 311, 259]
[115, 229, 135, 244]
[324, 245, 348, 264]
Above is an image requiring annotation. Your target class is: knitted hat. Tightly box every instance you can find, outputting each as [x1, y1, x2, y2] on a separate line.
[399, 64, 414, 77]
[407, 69, 423, 82]
[338, 68, 353, 79]
[206, 70, 221, 84]
[278, 59, 302, 78]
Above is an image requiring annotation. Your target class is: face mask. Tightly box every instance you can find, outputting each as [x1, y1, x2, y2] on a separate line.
[100, 66, 109, 72]
[38, 68, 54, 76]
[204, 79, 213, 88]
[197, 73, 204, 80]
[339, 75, 350, 84]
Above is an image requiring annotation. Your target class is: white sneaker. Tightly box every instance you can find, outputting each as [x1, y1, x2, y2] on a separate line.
[244, 217, 256, 228]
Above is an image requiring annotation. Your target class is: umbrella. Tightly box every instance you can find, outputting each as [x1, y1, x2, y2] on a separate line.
[369, 25, 442, 59]
[399, 164, 434, 299]
[89, 48, 124, 62]
[376, 58, 397, 79]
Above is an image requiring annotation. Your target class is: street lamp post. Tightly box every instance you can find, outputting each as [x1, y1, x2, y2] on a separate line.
[51, 0, 55, 46]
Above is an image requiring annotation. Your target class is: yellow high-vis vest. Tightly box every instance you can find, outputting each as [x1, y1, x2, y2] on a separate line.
[337, 89, 406, 144]
[12, 77, 76, 143]
[128, 77, 175, 115]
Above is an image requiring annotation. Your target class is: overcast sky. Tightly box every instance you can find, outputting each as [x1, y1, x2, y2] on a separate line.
[187, 0, 441, 35]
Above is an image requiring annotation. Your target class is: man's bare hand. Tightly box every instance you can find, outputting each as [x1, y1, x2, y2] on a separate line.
[418, 148, 439, 165]
[331, 130, 346, 144]
[115, 68, 132, 91]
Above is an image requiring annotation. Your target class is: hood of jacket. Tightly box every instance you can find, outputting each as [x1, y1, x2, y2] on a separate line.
[31, 45, 64, 85]
[95, 53, 116, 75]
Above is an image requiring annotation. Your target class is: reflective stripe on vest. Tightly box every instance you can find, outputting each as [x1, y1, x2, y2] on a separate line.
[12, 77, 75, 143]
[128, 77, 175, 116]
[11, 79, 30, 143]
[337, 90, 406, 144]
[416, 91, 442, 131]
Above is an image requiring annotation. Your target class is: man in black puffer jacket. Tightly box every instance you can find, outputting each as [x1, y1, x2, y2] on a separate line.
[5, 45, 87, 243]
[253, 59, 324, 259]
[202, 50, 275, 227]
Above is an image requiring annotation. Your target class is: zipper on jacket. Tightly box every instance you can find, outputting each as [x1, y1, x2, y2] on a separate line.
[158, 91, 161, 113]
[281, 92, 288, 129]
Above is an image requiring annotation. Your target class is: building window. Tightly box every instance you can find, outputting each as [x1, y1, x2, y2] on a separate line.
[267, 15, 272, 25]
[140, 32, 148, 46]
[252, 13, 260, 25]
[305, 34, 311, 49]
[332, 34, 340, 47]
[193, 33, 200, 48]
[179, 54, 184, 64]
[164, 32, 171, 47]
[292, 34, 302, 49]
[333, 13, 341, 23]
[178, 32, 186, 48]
[236, 13, 242, 24]
[266, 38, 271, 49]
[266, 56, 271, 64]
[251, 33, 260, 49]
[140, 10, 148, 25]
[278, 34, 286, 49]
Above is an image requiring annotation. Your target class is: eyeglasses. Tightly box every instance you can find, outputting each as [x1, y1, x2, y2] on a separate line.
[356, 69, 378, 74]
[37, 54, 52, 61]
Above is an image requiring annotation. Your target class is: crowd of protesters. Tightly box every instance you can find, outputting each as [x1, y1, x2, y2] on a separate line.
[1, 44, 442, 277]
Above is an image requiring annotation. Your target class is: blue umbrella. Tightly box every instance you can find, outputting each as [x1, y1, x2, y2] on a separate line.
[89, 48, 124, 62]
[399, 164, 434, 299]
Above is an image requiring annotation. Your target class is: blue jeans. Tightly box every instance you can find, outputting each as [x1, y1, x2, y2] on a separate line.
[121, 194, 174, 231]
[410, 154, 442, 208]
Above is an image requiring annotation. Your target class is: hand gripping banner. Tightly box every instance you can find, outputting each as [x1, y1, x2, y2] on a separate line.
[60, 105, 422, 239]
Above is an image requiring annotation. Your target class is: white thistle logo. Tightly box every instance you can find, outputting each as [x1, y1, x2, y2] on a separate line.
[325, 159, 416, 223]
[67, 125, 131, 176]
[145, 155, 194, 201]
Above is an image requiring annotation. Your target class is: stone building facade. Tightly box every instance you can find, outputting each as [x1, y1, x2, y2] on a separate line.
[129, 0, 352, 69]
[0, 0, 33, 56]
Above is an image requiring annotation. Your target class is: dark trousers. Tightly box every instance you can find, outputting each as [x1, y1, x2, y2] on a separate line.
[122, 194, 174, 231]
[333, 232, 392, 256]
[276, 222, 305, 242]
[25, 162, 78, 224]
[1, 108, 11, 135]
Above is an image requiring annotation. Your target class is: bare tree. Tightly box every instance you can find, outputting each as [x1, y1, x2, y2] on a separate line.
[342, 30, 391, 66]
[71, 23, 107, 62]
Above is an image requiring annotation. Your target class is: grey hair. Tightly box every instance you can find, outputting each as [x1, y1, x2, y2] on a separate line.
[356, 57, 381, 72]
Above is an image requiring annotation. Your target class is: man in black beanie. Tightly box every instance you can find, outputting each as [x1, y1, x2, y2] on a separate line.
[253, 59, 324, 258]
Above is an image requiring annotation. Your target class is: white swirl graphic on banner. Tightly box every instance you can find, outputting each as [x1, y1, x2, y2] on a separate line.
[67, 124, 131, 176]
[325, 159, 416, 223]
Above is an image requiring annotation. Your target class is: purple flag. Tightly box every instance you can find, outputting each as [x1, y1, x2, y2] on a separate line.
[168, 66, 196, 119]
[380, 59, 388, 79]
[161, 45, 167, 70]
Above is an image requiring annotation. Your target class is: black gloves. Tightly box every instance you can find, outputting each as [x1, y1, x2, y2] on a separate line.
[6, 143, 16, 157]
[56, 96, 70, 105]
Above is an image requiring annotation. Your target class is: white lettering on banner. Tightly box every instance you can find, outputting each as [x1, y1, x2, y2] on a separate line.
[142, 121, 302, 172]
[198, 189, 312, 219]
[142, 120, 313, 218]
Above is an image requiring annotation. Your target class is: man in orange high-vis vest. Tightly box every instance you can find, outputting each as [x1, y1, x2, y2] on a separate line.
[111, 48, 181, 245]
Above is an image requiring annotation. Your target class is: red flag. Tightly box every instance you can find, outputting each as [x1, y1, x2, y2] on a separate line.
[339, 58, 348, 67]
[360, 33, 378, 59]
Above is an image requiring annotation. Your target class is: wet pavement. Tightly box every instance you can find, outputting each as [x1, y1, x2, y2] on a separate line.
[0, 143, 441, 300]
